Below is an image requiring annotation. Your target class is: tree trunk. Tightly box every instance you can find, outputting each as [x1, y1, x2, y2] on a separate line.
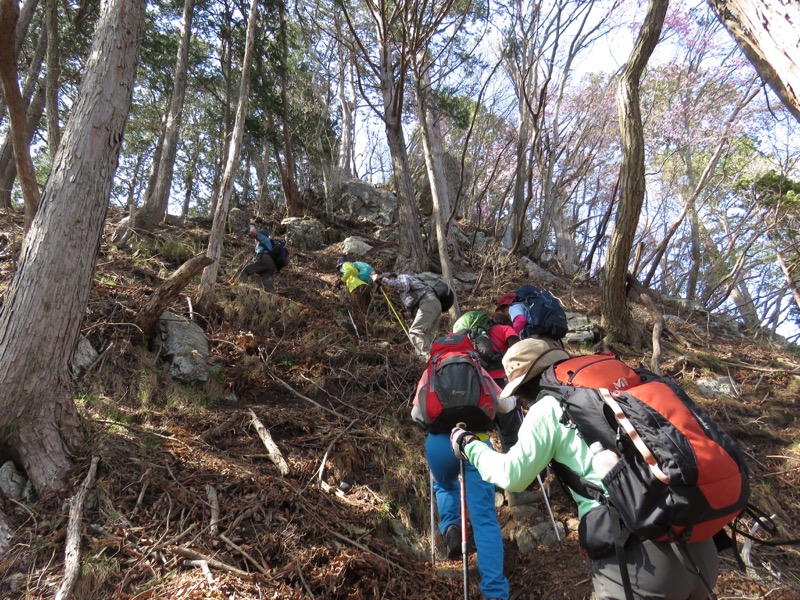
[278, 5, 298, 216]
[414, 53, 459, 317]
[336, 30, 355, 180]
[0, 0, 41, 230]
[0, 0, 145, 494]
[45, 0, 61, 158]
[378, 42, 426, 272]
[707, 0, 800, 122]
[196, 0, 258, 309]
[132, 0, 194, 229]
[601, 0, 667, 347]
[0, 83, 45, 211]
[0, 0, 39, 127]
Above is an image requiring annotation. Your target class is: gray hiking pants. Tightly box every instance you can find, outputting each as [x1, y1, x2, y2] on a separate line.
[409, 292, 441, 358]
[590, 537, 719, 600]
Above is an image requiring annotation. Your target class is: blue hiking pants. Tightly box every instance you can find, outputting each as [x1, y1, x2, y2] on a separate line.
[426, 432, 509, 600]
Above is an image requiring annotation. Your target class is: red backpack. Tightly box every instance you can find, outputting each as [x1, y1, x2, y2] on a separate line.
[539, 352, 750, 545]
[417, 333, 497, 433]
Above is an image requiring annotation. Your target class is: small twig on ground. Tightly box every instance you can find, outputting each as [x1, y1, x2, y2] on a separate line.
[201, 411, 242, 442]
[168, 545, 251, 577]
[185, 559, 215, 585]
[55, 456, 100, 600]
[296, 562, 316, 598]
[94, 418, 194, 451]
[130, 468, 151, 518]
[206, 484, 220, 535]
[247, 409, 290, 476]
[268, 373, 353, 423]
[219, 533, 269, 576]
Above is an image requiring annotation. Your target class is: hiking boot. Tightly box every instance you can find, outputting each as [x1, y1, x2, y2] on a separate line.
[445, 525, 461, 559]
[507, 490, 537, 507]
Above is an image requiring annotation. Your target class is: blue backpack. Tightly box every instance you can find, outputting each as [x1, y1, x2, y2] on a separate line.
[515, 284, 568, 340]
[352, 261, 375, 286]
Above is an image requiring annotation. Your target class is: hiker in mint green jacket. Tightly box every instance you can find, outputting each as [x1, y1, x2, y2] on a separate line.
[450, 339, 720, 600]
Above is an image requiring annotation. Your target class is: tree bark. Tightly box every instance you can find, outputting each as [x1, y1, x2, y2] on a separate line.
[196, 0, 258, 309]
[601, 0, 667, 347]
[0, 0, 145, 494]
[707, 0, 800, 122]
[0, 0, 41, 230]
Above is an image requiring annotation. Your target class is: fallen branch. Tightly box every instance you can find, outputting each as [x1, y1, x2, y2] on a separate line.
[55, 456, 100, 600]
[268, 373, 353, 423]
[247, 409, 290, 476]
[168, 545, 251, 578]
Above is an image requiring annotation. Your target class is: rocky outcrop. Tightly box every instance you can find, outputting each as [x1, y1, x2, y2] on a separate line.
[282, 217, 327, 251]
[332, 179, 398, 226]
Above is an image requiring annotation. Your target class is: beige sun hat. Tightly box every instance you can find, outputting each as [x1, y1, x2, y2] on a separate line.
[499, 338, 570, 399]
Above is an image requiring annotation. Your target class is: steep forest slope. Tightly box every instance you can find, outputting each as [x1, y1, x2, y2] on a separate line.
[0, 210, 799, 599]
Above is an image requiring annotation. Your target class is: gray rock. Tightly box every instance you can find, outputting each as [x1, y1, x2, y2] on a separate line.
[563, 312, 600, 345]
[453, 271, 478, 284]
[171, 349, 210, 383]
[156, 311, 209, 360]
[333, 179, 398, 226]
[341, 236, 373, 256]
[530, 521, 566, 546]
[696, 376, 740, 399]
[517, 257, 559, 284]
[72, 335, 98, 371]
[282, 217, 327, 251]
[0, 461, 31, 500]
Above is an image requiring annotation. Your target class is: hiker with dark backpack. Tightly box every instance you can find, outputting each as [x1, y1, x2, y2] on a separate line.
[335, 256, 374, 337]
[450, 339, 745, 600]
[495, 292, 530, 336]
[372, 272, 443, 358]
[412, 333, 514, 600]
[240, 221, 280, 292]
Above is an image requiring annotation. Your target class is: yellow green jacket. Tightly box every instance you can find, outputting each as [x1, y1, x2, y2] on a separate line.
[340, 262, 371, 293]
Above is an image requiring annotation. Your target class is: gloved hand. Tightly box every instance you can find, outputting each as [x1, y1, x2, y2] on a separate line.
[371, 273, 381, 286]
[450, 426, 478, 461]
[335, 279, 344, 289]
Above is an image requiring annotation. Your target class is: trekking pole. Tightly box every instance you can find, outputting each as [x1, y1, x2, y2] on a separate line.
[380, 287, 415, 346]
[344, 305, 362, 339]
[501, 405, 561, 544]
[537, 472, 561, 544]
[430, 471, 436, 564]
[456, 422, 469, 600]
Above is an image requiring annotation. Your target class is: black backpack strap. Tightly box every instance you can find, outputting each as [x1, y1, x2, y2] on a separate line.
[609, 505, 634, 600]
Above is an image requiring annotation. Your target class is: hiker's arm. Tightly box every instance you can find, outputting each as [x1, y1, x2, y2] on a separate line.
[256, 231, 273, 252]
[466, 396, 564, 493]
